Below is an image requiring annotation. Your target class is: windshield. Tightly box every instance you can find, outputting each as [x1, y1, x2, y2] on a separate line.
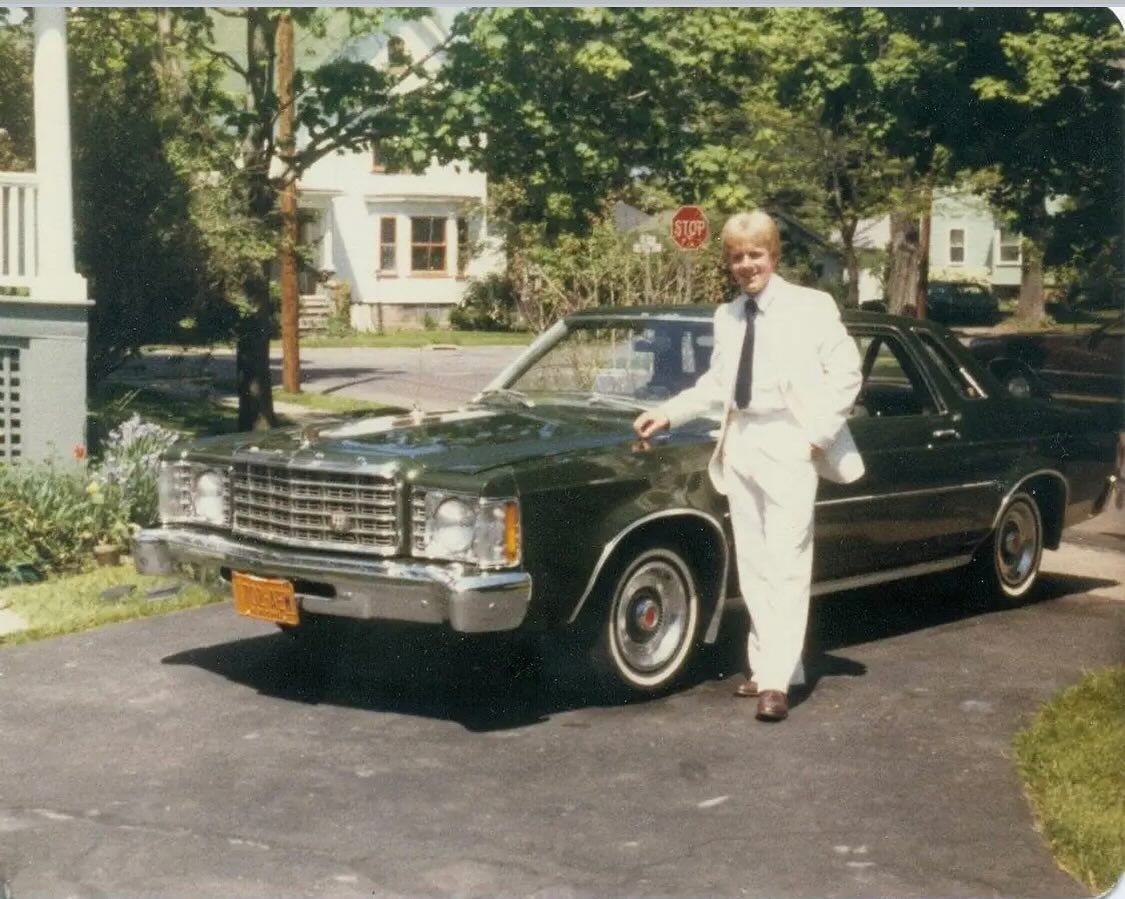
[493, 317, 715, 407]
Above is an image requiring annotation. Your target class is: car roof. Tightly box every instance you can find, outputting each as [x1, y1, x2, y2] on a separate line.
[564, 303, 937, 330]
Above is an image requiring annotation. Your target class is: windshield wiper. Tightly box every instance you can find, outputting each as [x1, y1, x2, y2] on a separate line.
[476, 387, 535, 408]
[587, 392, 647, 410]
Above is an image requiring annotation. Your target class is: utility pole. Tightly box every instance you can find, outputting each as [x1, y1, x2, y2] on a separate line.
[277, 12, 300, 393]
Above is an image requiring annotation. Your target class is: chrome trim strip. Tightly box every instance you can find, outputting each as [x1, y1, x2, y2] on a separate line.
[810, 554, 973, 597]
[1039, 368, 1121, 382]
[957, 366, 989, 399]
[566, 509, 729, 633]
[816, 481, 996, 507]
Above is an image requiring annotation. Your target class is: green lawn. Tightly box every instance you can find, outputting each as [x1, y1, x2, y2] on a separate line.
[0, 564, 222, 646]
[272, 389, 403, 416]
[1013, 666, 1125, 893]
[91, 382, 243, 436]
[294, 328, 533, 349]
[91, 382, 399, 440]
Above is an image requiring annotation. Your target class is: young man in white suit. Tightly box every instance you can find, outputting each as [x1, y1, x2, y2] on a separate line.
[633, 210, 864, 721]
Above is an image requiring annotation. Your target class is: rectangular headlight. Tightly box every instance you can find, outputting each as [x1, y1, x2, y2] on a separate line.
[158, 461, 230, 527]
[412, 490, 521, 568]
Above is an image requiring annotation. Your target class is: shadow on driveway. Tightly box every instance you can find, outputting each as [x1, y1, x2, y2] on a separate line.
[163, 569, 1115, 732]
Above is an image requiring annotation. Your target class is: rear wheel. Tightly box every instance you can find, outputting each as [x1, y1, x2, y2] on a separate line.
[968, 491, 1044, 606]
[588, 545, 701, 699]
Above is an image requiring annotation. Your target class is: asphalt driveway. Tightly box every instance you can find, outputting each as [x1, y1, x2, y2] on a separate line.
[2, 570, 1123, 898]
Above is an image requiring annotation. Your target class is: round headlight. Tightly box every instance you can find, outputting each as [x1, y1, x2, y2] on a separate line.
[431, 498, 475, 555]
[193, 470, 226, 523]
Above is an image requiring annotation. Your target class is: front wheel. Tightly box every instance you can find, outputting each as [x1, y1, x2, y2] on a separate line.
[967, 491, 1044, 606]
[588, 546, 701, 699]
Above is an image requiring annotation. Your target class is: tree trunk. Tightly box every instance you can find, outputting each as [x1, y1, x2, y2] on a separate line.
[1015, 238, 1046, 324]
[839, 218, 859, 307]
[915, 185, 932, 320]
[236, 275, 276, 431]
[885, 211, 923, 317]
[236, 11, 279, 431]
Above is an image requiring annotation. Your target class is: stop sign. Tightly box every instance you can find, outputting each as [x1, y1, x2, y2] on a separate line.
[670, 205, 709, 250]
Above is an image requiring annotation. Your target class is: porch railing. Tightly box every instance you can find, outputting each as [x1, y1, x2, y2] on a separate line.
[0, 172, 39, 290]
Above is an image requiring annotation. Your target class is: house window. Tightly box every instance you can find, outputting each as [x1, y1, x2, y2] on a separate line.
[378, 217, 397, 273]
[456, 217, 470, 278]
[998, 228, 1021, 265]
[949, 228, 965, 265]
[411, 217, 447, 275]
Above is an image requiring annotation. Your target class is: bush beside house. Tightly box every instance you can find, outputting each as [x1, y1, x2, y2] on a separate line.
[0, 414, 178, 580]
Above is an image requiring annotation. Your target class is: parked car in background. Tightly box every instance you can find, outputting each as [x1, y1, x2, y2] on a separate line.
[926, 280, 1000, 325]
[133, 307, 1119, 699]
[967, 313, 1125, 431]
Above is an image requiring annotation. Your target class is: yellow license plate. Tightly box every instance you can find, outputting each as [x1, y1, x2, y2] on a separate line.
[231, 572, 299, 626]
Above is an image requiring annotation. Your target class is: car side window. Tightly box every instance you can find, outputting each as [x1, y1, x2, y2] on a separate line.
[852, 332, 938, 418]
[914, 331, 987, 400]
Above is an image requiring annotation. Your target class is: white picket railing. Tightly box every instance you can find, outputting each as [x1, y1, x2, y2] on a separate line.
[0, 172, 39, 290]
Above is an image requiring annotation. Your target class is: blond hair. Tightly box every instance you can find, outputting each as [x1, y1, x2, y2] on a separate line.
[720, 210, 781, 264]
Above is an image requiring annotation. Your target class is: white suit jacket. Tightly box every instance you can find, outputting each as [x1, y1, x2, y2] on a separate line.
[658, 276, 865, 494]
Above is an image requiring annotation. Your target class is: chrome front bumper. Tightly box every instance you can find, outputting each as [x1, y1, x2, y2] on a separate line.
[132, 528, 532, 634]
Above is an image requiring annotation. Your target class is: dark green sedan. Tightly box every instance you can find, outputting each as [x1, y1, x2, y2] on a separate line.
[133, 307, 1119, 697]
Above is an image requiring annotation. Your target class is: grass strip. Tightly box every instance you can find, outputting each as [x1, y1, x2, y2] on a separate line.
[296, 329, 533, 349]
[1013, 666, 1125, 893]
[0, 564, 222, 647]
[272, 389, 403, 416]
[91, 382, 243, 436]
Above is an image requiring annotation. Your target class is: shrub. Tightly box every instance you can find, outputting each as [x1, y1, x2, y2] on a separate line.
[451, 273, 521, 332]
[97, 414, 180, 527]
[0, 462, 117, 574]
[0, 415, 179, 574]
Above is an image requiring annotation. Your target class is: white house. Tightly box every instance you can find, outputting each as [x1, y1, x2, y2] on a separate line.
[296, 14, 503, 331]
[853, 188, 1023, 304]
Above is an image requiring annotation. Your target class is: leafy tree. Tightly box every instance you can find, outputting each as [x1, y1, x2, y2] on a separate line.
[395, 8, 739, 237]
[67, 8, 238, 381]
[0, 14, 33, 172]
[155, 7, 433, 429]
[953, 9, 1125, 321]
[398, 8, 960, 312]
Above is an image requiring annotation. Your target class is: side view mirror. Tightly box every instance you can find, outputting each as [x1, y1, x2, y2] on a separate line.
[987, 357, 1051, 400]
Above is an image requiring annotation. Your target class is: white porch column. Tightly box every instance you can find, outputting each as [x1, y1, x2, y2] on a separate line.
[32, 7, 87, 300]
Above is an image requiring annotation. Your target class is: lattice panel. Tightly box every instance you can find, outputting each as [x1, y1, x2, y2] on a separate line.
[0, 347, 21, 461]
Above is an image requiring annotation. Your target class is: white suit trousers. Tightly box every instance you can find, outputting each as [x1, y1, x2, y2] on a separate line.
[724, 448, 818, 693]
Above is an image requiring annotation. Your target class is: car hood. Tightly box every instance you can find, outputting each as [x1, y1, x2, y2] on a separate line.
[185, 403, 638, 476]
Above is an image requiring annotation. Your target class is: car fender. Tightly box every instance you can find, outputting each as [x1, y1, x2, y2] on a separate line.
[989, 466, 1070, 550]
[565, 508, 730, 643]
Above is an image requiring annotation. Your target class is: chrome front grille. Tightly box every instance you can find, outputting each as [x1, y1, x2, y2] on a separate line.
[231, 461, 400, 555]
[411, 489, 428, 554]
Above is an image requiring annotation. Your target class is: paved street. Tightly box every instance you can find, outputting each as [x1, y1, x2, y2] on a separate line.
[116, 344, 528, 413]
[1, 564, 1124, 898]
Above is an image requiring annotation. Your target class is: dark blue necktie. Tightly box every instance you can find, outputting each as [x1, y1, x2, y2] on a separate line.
[734, 295, 759, 409]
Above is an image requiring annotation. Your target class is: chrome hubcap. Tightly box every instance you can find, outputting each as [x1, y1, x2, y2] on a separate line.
[613, 559, 689, 674]
[996, 501, 1039, 587]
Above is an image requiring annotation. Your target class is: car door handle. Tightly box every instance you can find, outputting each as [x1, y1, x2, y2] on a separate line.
[931, 428, 961, 441]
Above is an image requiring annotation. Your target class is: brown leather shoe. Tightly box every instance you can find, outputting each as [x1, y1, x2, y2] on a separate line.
[732, 678, 760, 698]
[756, 690, 789, 721]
